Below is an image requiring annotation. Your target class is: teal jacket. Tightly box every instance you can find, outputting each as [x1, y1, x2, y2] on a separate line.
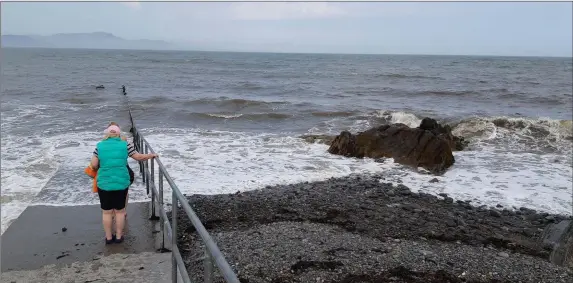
[96, 137, 130, 191]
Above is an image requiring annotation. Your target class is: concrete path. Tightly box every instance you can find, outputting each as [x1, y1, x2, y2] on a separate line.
[1, 202, 174, 282]
[1, 252, 172, 283]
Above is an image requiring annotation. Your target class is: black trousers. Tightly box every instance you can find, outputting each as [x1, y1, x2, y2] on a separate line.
[97, 165, 134, 210]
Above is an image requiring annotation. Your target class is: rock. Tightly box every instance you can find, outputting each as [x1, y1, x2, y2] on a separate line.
[545, 215, 556, 222]
[420, 250, 434, 256]
[446, 219, 457, 227]
[299, 134, 336, 146]
[328, 119, 461, 174]
[498, 252, 509, 258]
[418, 117, 469, 151]
[490, 210, 501, 218]
[429, 178, 439, 183]
[541, 220, 573, 267]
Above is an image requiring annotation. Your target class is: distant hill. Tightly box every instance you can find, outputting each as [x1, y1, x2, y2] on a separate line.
[1, 32, 180, 50]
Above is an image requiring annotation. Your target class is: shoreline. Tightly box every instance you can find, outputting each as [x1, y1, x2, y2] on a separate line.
[174, 173, 573, 283]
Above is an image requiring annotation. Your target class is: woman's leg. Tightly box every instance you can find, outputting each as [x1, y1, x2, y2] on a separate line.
[126, 166, 134, 218]
[114, 208, 126, 239]
[98, 189, 114, 240]
[112, 188, 129, 241]
[125, 190, 129, 213]
[102, 210, 114, 240]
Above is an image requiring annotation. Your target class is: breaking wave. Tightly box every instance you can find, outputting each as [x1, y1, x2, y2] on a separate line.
[374, 110, 572, 153]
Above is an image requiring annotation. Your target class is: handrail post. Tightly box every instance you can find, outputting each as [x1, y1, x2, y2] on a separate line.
[140, 135, 144, 173]
[144, 144, 149, 195]
[172, 191, 178, 283]
[137, 133, 144, 176]
[149, 158, 158, 220]
[141, 142, 146, 184]
[159, 169, 165, 250]
[204, 246, 214, 283]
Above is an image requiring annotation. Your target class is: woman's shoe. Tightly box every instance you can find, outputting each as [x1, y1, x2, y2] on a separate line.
[114, 235, 124, 244]
[105, 235, 116, 245]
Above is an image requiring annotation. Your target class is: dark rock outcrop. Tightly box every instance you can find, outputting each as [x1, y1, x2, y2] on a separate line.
[328, 118, 465, 174]
[542, 220, 573, 268]
[418, 118, 469, 151]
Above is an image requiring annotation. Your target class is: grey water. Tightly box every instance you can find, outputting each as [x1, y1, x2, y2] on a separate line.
[1, 47, 572, 234]
[2, 48, 571, 135]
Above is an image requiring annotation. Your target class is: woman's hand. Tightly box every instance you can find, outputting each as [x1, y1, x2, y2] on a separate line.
[131, 153, 158, 161]
[148, 153, 159, 159]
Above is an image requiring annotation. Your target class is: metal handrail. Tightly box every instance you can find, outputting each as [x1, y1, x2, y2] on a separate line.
[123, 90, 240, 283]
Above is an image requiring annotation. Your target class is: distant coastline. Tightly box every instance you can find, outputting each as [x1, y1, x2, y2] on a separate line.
[1, 32, 182, 51]
[2, 32, 571, 59]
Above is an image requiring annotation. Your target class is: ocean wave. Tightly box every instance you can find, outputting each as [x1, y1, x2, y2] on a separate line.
[454, 116, 572, 142]
[135, 96, 298, 111]
[182, 97, 291, 108]
[140, 95, 178, 105]
[310, 111, 358, 118]
[425, 90, 481, 96]
[373, 110, 572, 153]
[59, 96, 103, 104]
[373, 73, 443, 80]
[195, 112, 292, 120]
[498, 93, 569, 106]
[193, 110, 359, 121]
[232, 81, 264, 91]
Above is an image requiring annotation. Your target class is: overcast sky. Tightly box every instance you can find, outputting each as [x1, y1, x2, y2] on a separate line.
[2, 1, 572, 57]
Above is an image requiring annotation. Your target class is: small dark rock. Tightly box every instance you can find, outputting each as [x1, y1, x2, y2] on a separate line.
[446, 219, 457, 227]
[490, 210, 501, 218]
[429, 178, 439, 183]
[545, 215, 555, 222]
[399, 190, 412, 196]
[498, 252, 509, 258]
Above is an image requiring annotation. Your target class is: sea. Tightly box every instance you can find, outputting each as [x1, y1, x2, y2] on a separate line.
[1, 48, 572, 234]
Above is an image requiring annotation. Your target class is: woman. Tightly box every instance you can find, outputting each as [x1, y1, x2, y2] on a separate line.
[90, 124, 157, 244]
[107, 122, 135, 213]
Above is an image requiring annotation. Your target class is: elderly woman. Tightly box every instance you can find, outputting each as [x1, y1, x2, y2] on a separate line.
[90, 124, 157, 244]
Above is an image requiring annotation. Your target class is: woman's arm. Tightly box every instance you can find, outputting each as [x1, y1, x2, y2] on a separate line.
[127, 139, 158, 161]
[130, 152, 158, 161]
[90, 155, 99, 170]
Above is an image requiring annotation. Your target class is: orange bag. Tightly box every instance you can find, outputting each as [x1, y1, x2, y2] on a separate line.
[84, 165, 98, 193]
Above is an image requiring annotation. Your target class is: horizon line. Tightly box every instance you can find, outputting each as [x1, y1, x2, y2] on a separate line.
[2, 32, 571, 59]
[2, 46, 572, 59]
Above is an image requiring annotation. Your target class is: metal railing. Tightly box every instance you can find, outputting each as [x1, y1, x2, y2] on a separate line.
[124, 91, 240, 283]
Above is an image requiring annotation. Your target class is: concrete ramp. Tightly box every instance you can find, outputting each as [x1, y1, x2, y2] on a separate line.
[0, 252, 172, 283]
[1, 202, 169, 278]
